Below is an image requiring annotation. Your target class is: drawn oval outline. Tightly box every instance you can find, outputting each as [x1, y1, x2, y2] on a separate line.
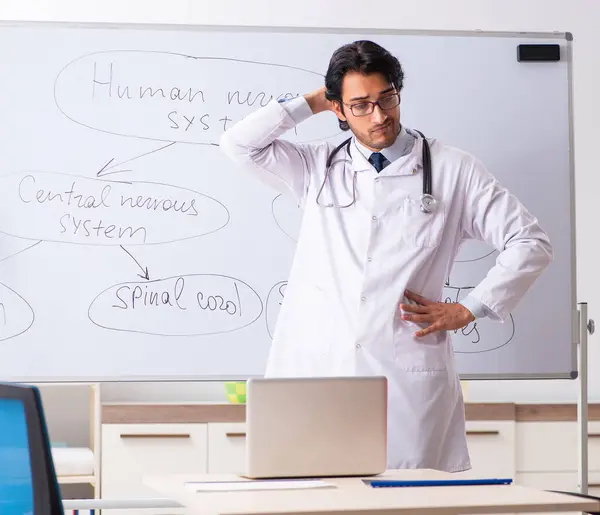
[0, 282, 35, 342]
[265, 280, 287, 339]
[0, 170, 230, 246]
[453, 314, 516, 354]
[87, 273, 263, 336]
[53, 50, 337, 145]
[271, 194, 301, 242]
[454, 240, 497, 263]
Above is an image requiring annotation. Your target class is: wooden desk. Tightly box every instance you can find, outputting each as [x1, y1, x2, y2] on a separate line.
[144, 469, 600, 515]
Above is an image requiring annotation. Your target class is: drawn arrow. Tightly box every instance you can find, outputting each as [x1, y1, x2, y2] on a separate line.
[97, 141, 177, 178]
[120, 245, 150, 280]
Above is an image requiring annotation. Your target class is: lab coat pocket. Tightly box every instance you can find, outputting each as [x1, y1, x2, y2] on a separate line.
[401, 196, 445, 248]
[393, 327, 448, 372]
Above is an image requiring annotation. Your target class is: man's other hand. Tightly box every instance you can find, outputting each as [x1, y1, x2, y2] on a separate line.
[399, 289, 475, 338]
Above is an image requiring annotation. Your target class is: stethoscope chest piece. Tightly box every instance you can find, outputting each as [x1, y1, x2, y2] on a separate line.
[419, 193, 437, 214]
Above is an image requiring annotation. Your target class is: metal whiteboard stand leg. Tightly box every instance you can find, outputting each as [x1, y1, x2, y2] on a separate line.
[578, 302, 594, 496]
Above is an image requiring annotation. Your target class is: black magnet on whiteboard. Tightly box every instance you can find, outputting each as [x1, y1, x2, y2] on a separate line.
[517, 44, 560, 62]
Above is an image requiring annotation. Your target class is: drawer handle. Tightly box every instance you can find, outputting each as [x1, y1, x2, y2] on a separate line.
[226, 432, 247, 438]
[589, 434, 600, 438]
[466, 430, 500, 436]
[589, 483, 600, 487]
[120, 433, 191, 439]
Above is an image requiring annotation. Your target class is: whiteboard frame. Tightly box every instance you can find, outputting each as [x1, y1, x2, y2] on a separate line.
[0, 21, 577, 383]
[0, 19, 574, 39]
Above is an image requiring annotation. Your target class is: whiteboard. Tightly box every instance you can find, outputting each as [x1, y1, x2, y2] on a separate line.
[0, 22, 576, 381]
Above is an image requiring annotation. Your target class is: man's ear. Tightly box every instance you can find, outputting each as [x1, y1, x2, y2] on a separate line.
[331, 100, 347, 123]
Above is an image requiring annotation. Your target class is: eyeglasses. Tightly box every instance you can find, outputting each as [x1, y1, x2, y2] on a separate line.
[344, 92, 400, 117]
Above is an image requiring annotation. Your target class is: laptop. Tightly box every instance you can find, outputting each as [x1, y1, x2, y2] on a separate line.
[244, 376, 388, 479]
[0, 382, 64, 515]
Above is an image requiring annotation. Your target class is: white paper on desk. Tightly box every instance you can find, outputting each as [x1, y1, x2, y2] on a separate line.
[185, 479, 333, 492]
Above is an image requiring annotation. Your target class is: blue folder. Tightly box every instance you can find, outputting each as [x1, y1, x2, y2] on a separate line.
[364, 478, 513, 488]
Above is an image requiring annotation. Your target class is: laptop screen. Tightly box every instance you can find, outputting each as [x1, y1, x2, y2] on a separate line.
[0, 397, 34, 515]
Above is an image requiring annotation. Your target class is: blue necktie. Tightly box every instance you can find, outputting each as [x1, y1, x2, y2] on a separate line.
[369, 152, 388, 173]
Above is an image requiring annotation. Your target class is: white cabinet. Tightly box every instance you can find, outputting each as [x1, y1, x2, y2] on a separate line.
[516, 422, 579, 473]
[102, 419, 519, 486]
[99, 403, 600, 514]
[464, 420, 516, 478]
[101, 423, 208, 515]
[514, 420, 600, 496]
[516, 421, 600, 473]
[207, 422, 247, 474]
[101, 421, 247, 512]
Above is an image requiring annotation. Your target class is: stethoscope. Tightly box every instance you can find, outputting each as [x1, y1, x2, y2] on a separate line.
[315, 130, 436, 214]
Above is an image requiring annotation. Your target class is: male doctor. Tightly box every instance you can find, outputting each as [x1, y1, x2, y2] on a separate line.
[220, 40, 552, 472]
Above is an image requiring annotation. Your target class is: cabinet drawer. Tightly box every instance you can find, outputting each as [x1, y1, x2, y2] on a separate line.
[516, 421, 600, 472]
[464, 421, 516, 478]
[517, 422, 576, 472]
[207, 422, 246, 473]
[101, 423, 207, 514]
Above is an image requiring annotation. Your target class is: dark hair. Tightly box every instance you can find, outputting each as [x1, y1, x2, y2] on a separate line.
[325, 40, 404, 131]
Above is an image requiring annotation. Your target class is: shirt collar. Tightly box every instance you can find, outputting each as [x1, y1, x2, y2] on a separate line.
[353, 125, 416, 164]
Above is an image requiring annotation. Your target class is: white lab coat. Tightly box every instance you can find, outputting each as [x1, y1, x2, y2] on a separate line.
[220, 97, 553, 472]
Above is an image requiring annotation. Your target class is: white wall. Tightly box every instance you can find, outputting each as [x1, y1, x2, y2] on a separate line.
[1, 0, 599, 411]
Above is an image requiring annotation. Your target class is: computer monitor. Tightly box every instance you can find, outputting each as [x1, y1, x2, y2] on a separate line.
[0, 383, 63, 515]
